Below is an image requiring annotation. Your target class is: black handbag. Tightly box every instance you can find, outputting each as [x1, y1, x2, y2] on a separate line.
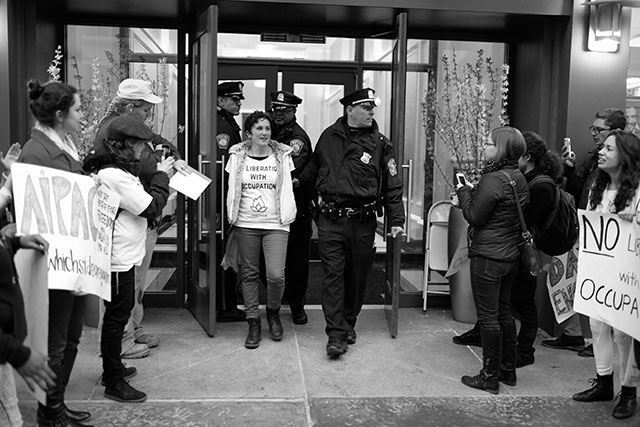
[500, 170, 542, 276]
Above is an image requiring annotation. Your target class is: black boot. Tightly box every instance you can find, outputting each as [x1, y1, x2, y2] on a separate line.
[572, 374, 614, 402]
[500, 321, 517, 387]
[613, 386, 637, 419]
[244, 318, 262, 349]
[266, 308, 283, 341]
[461, 329, 501, 394]
[453, 322, 481, 347]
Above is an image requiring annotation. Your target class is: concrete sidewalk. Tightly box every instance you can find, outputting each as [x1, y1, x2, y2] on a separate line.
[17, 307, 637, 426]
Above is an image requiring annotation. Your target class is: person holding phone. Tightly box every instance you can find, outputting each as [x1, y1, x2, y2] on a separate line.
[456, 127, 528, 395]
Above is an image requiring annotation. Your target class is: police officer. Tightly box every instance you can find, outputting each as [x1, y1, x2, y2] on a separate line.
[216, 81, 245, 322]
[298, 88, 404, 358]
[269, 91, 313, 324]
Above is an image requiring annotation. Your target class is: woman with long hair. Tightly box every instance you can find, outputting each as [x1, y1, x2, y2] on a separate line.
[226, 111, 296, 349]
[456, 126, 528, 394]
[572, 130, 640, 420]
[19, 80, 92, 426]
[452, 131, 563, 370]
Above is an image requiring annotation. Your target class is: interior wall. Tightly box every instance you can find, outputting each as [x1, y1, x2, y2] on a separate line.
[564, 1, 631, 166]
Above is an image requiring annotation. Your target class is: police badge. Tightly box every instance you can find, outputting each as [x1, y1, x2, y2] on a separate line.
[388, 158, 398, 176]
[217, 134, 230, 149]
[290, 139, 303, 156]
[361, 152, 372, 164]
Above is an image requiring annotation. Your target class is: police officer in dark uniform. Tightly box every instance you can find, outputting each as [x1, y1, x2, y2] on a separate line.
[298, 88, 405, 358]
[269, 91, 313, 324]
[216, 81, 245, 322]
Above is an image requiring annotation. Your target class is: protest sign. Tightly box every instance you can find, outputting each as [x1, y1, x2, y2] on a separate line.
[12, 163, 120, 300]
[445, 233, 469, 278]
[545, 244, 579, 324]
[574, 209, 640, 341]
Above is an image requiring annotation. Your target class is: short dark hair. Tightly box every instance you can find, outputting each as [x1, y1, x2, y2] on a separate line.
[243, 110, 272, 134]
[27, 80, 78, 128]
[596, 108, 627, 130]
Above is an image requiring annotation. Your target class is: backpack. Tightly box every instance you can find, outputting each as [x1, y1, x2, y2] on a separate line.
[528, 175, 579, 256]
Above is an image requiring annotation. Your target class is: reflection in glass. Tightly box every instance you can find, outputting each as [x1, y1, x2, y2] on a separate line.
[218, 33, 355, 61]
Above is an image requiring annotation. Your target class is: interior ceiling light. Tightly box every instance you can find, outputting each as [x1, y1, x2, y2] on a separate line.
[260, 33, 326, 44]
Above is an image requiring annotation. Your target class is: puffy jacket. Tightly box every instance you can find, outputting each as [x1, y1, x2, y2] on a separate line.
[457, 166, 528, 261]
[226, 140, 297, 226]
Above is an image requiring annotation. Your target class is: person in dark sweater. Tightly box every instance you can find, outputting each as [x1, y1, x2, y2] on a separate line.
[0, 231, 55, 426]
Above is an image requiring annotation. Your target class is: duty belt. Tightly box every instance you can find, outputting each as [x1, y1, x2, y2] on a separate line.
[318, 201, 378, 221]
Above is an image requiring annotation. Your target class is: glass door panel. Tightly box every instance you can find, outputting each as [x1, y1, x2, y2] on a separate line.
[187, 6, 218, 336]
[292, 83, 345, 149]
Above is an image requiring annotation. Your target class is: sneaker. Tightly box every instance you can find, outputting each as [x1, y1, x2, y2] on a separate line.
[540, 334, 584, 352]
[135, 333, 160, 348]
[346, 330, 357, 345]
[452, 329, 481, 347]
[578, 343, 594, 358]
[104, 380, 147, 403]
[326, 337, 348, 358]
[101, 364, 138, 386]
[121, 342, 150, 359]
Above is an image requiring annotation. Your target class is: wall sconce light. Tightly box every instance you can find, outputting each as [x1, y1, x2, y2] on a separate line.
[585, 0, 623, 52]
[584, 0, 640, 52]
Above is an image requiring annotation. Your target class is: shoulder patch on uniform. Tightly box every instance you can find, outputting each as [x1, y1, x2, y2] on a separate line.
[217, 134, 230, 149]
[388, 158, 398, 176]
[290, 139, 304, 156]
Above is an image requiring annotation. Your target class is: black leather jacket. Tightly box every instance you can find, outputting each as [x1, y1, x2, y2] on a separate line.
[457, 165, 529, 261]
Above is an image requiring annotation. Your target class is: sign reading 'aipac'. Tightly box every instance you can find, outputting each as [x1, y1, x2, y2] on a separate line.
[12, 163, 120, 300]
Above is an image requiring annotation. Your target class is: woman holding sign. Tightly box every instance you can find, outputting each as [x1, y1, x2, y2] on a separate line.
[226, 111, 296, 349]
[19, 80, 94, 427]
[455, 127, 528, 395]
[572, 130, 640, 420]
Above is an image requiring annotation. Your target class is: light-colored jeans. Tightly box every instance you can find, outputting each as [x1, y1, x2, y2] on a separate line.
[235, 227, 288, 319]
[122, 228, 157, 351]
[0, 363, 22, 427]
[591, 317, 640, 387]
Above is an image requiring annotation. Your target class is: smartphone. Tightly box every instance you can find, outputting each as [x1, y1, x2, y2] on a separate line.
[563, 137, 571, 153]
[456, 173, 467, 186]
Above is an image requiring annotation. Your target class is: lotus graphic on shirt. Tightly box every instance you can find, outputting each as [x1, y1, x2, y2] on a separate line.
[250, 196, 268, 213]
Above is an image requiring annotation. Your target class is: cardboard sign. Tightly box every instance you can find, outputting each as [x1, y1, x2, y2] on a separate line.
[445, 233, 469, 278]
[574, 209, 640, 341]
[12, 163, 120, 300]
[545, 244, 579, 324]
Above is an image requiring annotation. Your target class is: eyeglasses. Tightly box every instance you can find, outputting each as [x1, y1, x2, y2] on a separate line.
[589, 125, 610, 136]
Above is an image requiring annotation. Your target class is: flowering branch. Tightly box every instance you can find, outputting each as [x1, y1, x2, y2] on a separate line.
[422, 49, 510, 189]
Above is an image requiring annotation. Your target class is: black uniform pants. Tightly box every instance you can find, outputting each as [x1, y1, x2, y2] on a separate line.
[317, 214, 376, 339]
[282, 216, 312, 311]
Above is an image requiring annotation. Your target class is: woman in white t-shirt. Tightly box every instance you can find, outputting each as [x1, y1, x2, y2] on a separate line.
[572, 130, 640, 421]
[90, 116, 173, 404]
[226, 111, 296, 349]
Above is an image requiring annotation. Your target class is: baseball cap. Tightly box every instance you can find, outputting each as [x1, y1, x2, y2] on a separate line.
[117, 78, 163, 104]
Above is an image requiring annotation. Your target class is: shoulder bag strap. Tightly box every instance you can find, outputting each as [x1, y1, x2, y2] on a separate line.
[499, 170, 528, 235]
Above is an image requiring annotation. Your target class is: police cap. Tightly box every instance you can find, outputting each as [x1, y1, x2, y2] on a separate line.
[217, 81, 245, 100]
[270, 91, 302, 107]
[339, 88, 376, 107]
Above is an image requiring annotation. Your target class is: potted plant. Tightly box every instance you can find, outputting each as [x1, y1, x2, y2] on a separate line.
[422, 49, 510, 323]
